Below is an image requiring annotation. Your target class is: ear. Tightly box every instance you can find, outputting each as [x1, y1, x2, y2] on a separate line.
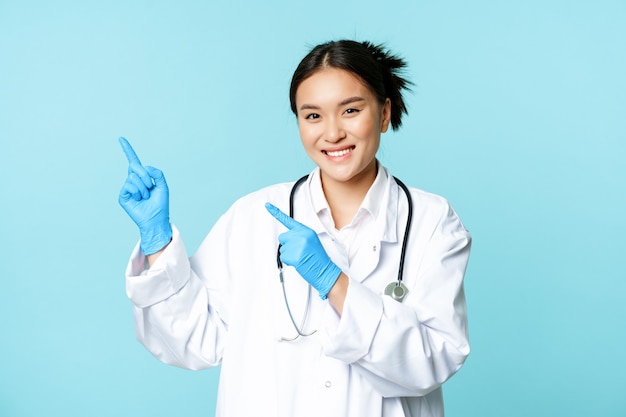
[380, 98, 392, 133]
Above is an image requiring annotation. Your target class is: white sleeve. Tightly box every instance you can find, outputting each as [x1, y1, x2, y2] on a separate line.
[320, 204, 471, 397]
[125, 224, 230, 370]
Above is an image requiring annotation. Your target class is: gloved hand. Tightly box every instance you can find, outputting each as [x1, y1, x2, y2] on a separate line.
[266, 202, 341, 300]
[118, 137, 172, 255]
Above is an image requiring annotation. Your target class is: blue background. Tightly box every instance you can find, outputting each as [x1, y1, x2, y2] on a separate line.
[1, 1, 625, 416]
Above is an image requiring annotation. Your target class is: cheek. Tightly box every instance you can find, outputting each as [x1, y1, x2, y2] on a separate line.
[298, 124, 319, 147]
[298, 125, 309, 145]
[350, 117, 379, 139]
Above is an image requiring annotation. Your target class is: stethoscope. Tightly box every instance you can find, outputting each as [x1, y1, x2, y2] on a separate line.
[275, 173, 413, 341]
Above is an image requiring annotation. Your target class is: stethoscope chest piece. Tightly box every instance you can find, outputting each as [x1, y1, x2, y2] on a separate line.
[384, 282, 409, 303]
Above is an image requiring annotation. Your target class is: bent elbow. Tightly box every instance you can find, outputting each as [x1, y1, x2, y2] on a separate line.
[404, 343, 471, 397]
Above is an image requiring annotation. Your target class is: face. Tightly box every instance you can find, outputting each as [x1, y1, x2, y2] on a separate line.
[295, 67, 391, 189]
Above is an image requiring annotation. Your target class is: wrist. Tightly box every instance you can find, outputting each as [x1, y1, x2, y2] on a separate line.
[326, 272, 349, 315]
[317, 262, 342, 300]
[139, 221, 173, 255]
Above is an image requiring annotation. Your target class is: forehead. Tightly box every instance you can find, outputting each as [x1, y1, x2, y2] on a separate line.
[295, 68, 374, 104]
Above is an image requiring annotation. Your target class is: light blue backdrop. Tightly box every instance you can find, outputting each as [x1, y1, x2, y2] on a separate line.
[1, 1, 624, 416]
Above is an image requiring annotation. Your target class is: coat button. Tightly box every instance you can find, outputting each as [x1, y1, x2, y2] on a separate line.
[324, 381, 332, 388]
[372, 245, 377, 252]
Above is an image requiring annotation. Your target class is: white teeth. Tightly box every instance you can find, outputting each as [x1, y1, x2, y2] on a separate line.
[326, 148, 352, 157]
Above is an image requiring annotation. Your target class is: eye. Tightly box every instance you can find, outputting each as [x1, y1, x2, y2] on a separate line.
[344, 108, 360, 115]
[304, 113, 320, 120]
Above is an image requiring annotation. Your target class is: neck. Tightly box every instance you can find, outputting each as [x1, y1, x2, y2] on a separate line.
[321, 161, 378, 229]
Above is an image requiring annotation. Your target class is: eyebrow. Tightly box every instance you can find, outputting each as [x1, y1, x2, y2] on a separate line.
[299, 96, 365, 111]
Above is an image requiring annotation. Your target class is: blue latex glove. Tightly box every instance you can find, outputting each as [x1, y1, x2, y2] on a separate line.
[266, 202, 341, 300]
[118, 137, 172, 255]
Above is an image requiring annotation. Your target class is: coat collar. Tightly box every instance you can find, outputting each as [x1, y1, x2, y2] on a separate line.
[294, 165, 400, 244]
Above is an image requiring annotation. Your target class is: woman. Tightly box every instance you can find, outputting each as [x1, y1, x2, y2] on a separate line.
[119, 39, 471, 417]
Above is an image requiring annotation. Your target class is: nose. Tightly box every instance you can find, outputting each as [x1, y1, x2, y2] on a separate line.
[324, 117, 346, 143]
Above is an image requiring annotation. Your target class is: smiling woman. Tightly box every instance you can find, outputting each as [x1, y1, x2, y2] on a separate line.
[295, 67, 390, 226]
[118, 39, 472, 417]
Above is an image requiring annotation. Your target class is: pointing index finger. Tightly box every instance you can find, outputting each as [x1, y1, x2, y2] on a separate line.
[119, 137, 142, 166]
[265, 203, 300, 230]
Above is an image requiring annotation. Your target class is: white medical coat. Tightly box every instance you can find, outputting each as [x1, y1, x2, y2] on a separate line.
[125, 166, 472, 417]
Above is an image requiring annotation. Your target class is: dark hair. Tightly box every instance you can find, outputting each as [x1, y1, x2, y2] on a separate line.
[289, 40, 412, 130]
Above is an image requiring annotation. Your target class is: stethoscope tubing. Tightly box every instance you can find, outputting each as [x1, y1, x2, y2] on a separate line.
[275, 173, 413, 339]
[391, 176, 413, 287]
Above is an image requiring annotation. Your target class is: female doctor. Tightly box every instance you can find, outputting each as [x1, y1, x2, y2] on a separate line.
[119, 39, 471, 417]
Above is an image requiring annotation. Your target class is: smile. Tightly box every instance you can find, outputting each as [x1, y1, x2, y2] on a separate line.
[323, 146, 354, 157]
